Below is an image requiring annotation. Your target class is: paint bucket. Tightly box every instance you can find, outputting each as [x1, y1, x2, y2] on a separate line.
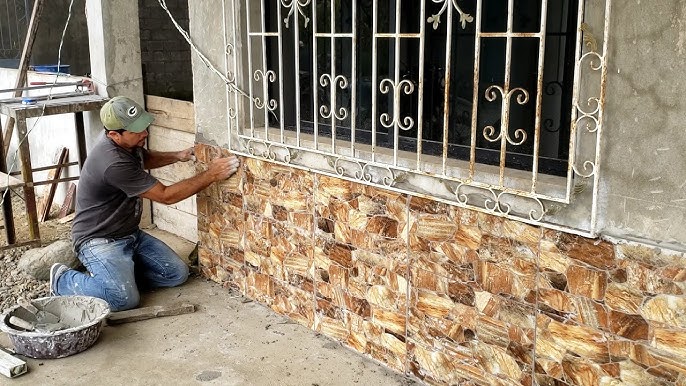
[29, 65, 71, 74]
[0, 296, 110, 359]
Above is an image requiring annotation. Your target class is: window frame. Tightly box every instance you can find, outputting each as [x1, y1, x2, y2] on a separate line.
[221, 0, 612, 237]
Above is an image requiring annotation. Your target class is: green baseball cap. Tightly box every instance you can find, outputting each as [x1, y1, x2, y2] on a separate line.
[100, 96, 154, 133]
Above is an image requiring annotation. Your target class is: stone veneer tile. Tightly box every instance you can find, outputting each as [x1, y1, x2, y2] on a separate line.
[313, 231, 409, 372]
[195, 143, 686, 386]
[409, 266, 535, 385]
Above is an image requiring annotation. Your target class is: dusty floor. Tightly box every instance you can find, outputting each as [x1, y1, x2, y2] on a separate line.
[0, 231, 419, 386]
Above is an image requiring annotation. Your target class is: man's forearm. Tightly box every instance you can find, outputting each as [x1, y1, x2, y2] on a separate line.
[144, 150, 183, 169]
[148, 171, 216, 205]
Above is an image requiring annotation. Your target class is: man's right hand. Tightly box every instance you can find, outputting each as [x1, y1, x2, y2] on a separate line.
[207, 156, 241, 181]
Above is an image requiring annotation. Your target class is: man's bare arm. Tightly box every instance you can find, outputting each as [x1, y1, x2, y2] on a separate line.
[143, 148, 194, 169]
[140, 156, 240, 204]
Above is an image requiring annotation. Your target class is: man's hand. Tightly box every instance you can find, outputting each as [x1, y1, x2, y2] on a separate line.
[207, 155, 240, 181]
[177, 147, 195, 162]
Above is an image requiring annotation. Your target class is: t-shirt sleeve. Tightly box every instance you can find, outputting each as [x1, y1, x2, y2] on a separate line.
[104, 159, 159, 197]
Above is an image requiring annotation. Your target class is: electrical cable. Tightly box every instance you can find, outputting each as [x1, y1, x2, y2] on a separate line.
[156, 0, 277, 121]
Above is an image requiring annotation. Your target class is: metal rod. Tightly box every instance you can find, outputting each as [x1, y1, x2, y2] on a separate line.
[0, 81, 87, 94]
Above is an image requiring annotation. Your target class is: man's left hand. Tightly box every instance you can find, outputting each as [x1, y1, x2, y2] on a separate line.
[177, 147, 195, 162]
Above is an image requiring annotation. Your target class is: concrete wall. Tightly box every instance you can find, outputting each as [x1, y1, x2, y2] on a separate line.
[31, 0, 91, 76]
[138, 0, 193, 101]
[598, 1, 686, 247]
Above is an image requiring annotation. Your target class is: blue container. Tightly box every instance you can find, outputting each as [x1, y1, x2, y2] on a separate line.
[30, 64, 71, 74]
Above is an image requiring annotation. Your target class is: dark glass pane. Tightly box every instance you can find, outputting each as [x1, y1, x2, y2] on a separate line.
[266, 0, 578, 176]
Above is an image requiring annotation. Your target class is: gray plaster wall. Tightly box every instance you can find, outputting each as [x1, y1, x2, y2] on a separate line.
[598, 1, 686, 246]
[188, 0, 228, 148]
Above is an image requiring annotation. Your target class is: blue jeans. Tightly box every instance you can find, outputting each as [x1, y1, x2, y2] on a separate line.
[55, 230, 189, 311]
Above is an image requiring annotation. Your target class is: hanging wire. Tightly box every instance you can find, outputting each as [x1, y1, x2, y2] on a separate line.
[156, 0, 278, 121]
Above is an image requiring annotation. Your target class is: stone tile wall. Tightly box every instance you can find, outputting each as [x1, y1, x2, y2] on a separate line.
[196, 143, 686, 386]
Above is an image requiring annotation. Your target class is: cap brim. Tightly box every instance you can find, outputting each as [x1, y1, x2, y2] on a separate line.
[125, 111, 155, 133]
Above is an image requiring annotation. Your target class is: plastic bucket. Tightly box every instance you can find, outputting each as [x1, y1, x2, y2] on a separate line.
[30, 64, 71, 74]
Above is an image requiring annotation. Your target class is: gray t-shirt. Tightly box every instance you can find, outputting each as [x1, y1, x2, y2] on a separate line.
[71, 135, 158, 251]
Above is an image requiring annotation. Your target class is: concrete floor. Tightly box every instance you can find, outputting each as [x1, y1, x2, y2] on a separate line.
[1, 230, 418, 385]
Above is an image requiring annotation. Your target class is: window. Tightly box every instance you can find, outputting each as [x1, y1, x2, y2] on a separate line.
[0, 0, 31, 64]
[225, 0, 610, 234]
[268, 1, 578, 177]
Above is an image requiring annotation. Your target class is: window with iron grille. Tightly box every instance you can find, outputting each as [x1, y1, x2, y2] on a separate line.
[0, 0, 31, 63]
[224, 0, 610, 235]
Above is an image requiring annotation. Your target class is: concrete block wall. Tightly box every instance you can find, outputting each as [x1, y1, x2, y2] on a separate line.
[196, 142, 686, 386]
[138, 0, 192, 100]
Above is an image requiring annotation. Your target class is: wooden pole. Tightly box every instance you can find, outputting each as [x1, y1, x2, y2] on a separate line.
[2, 0, 45, 156]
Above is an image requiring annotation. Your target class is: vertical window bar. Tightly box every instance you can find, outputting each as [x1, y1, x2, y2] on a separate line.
[350, 2, 357, 155]
[260, 0, 270, 137]
[441, 4, 454, 175]
[392, 1, 402, 166]
[469, 0, 483, 179]
[329, 1, 336, 153]
[312, 1, 319, 149]
[231, 0, 240, 146]
[416, 0, 426, 169]
[245, 0, 256, 137]
[566, 0, 586, 201]
[498, 0, 516, 188]
[277, 3, 285, 142]
[293, 1, 302, 146]
[371, 0, 378, 163]
[591, 0, 612, 233]
[222, 0, 231, 149]
[531, 0, 549, 193]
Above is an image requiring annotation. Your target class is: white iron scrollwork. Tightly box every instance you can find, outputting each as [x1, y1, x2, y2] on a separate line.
[319, 74, 349, 121]
[253, 70, 278, 111]
[379, 79, 415, 131]
[280, 0, 311, 28]
[427, 0, 474, 30]
[483, 85, 529, 146]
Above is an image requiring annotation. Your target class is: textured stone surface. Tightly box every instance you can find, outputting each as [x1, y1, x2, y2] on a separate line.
[196, 143, 686, 385]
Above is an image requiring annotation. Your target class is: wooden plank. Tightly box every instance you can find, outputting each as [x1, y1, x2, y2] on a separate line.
[37, 148, 69, 222]
[2, 0, 45, 156]
[0, 348, 27, 378]
[150, 162, 196, 182]
[148, 125, 195, 150]
[107, 303, 196, 325]
[56, 212, 76, 224]
[145, 95, 194, 119]
[152, 204, 198, 243]
[144, 95, 195, 133]
[57, 182, 76, 219]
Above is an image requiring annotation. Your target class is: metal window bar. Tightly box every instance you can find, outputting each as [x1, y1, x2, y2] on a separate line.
[225, 0, 611, 237]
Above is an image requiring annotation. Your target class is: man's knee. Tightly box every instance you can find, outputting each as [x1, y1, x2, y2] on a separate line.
[168, 262, 189, 287]
[104, 281, 140, 311]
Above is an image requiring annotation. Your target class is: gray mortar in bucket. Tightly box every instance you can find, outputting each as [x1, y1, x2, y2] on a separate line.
[0, 296, 110, 359]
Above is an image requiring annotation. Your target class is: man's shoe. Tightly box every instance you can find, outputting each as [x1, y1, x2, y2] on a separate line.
[49, 263, 69, 296]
